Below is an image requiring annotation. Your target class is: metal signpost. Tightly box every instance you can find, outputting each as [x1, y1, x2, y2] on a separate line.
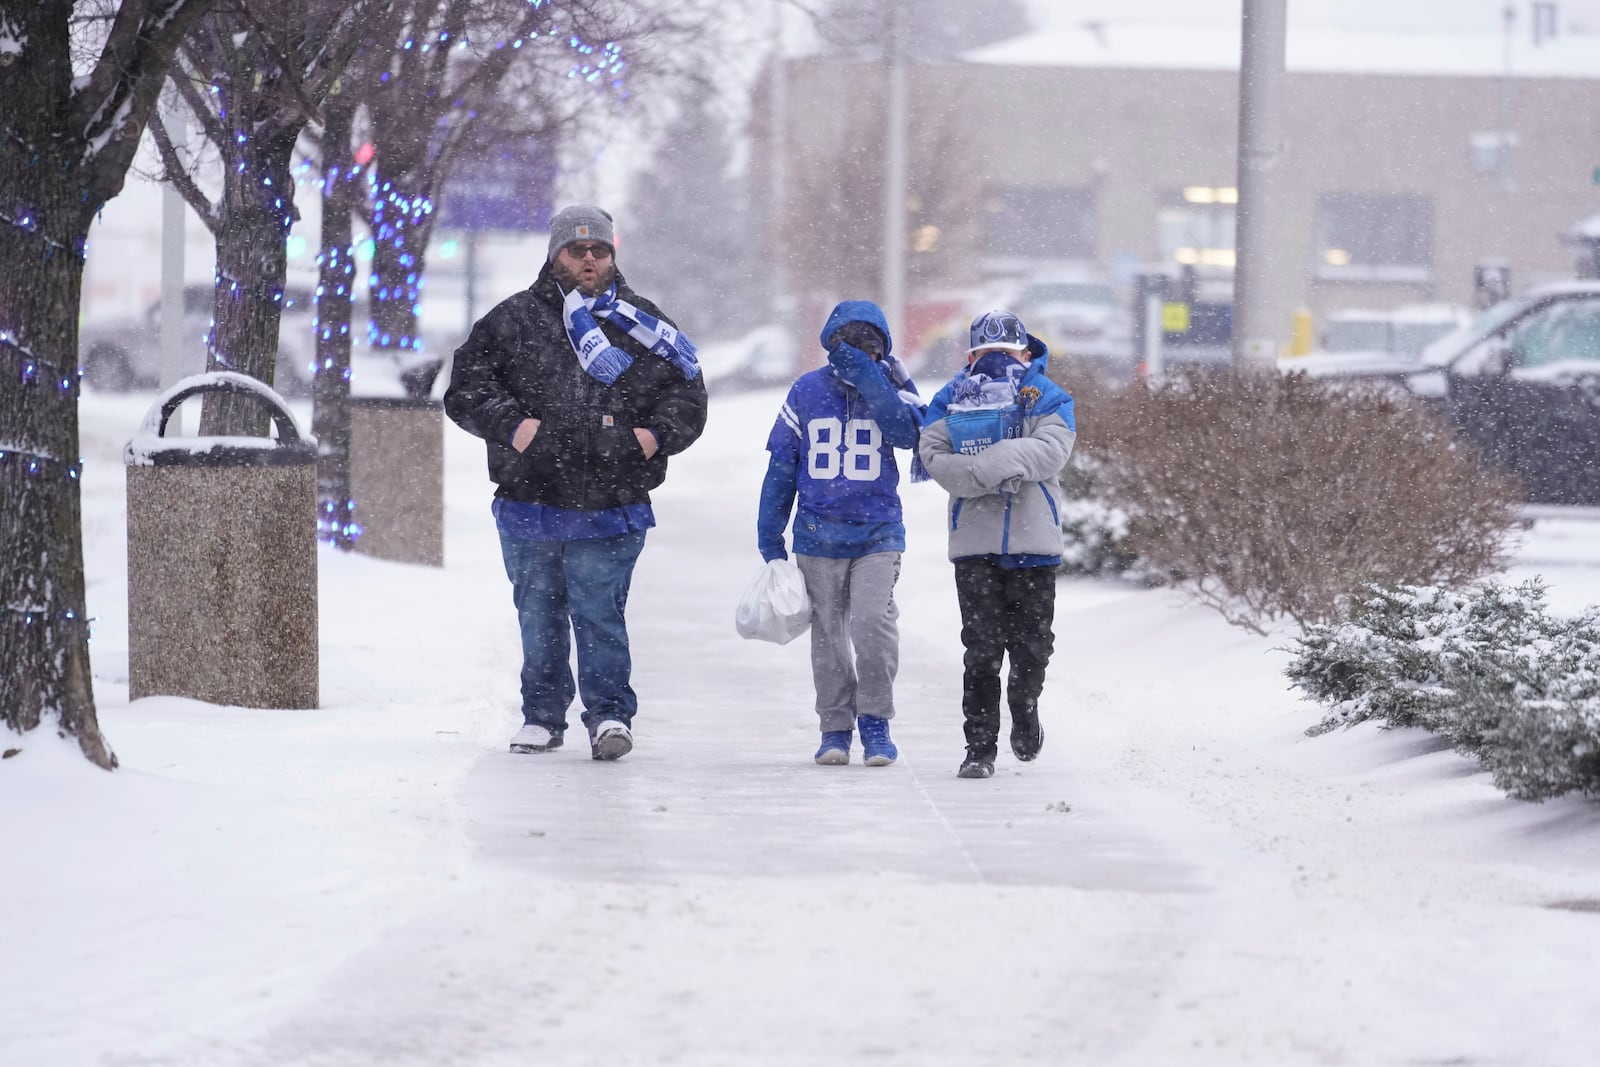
[438, 136, 558, 327]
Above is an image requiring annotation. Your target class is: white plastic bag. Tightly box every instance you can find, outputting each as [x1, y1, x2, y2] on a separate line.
[735, 559, 811, 644]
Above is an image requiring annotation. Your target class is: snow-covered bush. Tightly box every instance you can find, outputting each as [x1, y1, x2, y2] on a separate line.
[1056, 454, 1171, 584]
[1075, 368, 1521, 632]
[1286, 583, 1469, 736]
[1485, 679, 1600, 802]
[1450, 589, 1600, 801]
[1289, 578, 1600, 802]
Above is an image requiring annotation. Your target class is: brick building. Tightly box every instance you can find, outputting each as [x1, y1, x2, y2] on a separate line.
[763, 21, 1600, 344]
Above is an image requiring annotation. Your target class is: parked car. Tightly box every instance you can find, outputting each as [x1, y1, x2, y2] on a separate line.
[1278, 303, 1469, 379]
[1403, 282, 1600, 506]
[79, 283, 319, 396]
[1014, 277, 1133, 370]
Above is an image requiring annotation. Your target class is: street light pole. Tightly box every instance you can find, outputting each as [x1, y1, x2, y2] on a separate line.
[1231, 0, 1288, 366]
[1497, 3, 1517, 192]
[882, 0, 908, 347]
[159, 99, 189, 432]
[769, 0, 792, 338]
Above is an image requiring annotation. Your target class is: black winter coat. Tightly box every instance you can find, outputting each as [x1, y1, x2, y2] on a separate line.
[444, 264, 709, 511]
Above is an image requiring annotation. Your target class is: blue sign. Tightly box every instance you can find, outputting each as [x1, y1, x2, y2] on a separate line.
[438, 137, 557, 234]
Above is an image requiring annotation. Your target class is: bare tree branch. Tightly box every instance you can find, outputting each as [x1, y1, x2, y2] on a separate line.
[235, 1, 327, 126]
[70, 0, 218, 197]
[146, 109, 222, 234]
[168, 52, 231, 146]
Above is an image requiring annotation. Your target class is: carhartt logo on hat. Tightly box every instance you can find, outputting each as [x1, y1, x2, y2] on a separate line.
[548, 205, 615, 263]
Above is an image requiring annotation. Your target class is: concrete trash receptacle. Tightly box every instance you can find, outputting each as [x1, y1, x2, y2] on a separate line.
[125, 372, 318, 709]
[347, 396, 443, 567]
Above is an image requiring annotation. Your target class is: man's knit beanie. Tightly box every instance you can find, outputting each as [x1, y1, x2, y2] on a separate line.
[547, 205, 615, 263]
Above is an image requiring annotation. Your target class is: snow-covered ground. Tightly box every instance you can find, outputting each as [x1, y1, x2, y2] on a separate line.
[4, 382, 1599, 1067]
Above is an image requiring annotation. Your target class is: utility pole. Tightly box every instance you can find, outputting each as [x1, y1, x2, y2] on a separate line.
[882, 0, 908, 347]
[1231, 0, 1287, 366]
[769, 0, 791, 341]
[159, 99, 189, 432]
[1498, 3, 1517, 192]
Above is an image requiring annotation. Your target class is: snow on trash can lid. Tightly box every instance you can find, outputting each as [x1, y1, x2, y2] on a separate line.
[124, 371, 317, 468]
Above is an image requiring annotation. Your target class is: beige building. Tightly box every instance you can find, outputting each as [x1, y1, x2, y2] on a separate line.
[764, 21, 1600, 345]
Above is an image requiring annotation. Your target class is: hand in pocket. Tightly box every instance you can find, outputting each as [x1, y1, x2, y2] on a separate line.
[512, 417, 541, 453]
[633, 427, 658, 459]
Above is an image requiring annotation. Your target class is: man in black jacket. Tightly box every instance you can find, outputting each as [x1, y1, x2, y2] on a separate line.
[444, 205, 709, 761]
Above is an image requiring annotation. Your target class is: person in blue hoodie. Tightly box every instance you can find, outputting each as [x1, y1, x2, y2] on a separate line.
[757, 301, 925, 766]
[918, 310, 1077, 779]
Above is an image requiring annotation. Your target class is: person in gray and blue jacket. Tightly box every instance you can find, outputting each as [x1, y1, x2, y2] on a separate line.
[918, 310, 1076, 779]
[757, 300, 925, 767]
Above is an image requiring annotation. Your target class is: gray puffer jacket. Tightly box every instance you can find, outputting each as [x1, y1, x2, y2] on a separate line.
[918, 342, 1077, 561]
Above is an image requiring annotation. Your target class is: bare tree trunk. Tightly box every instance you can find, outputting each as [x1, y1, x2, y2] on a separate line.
[313, 99, 359, 547]
[1, 0, 216, 767]
[0, 175, 111, 766]
[154, 1, 379, 438]
[366, 154, 441, 399]
[198, 130, 300, 438]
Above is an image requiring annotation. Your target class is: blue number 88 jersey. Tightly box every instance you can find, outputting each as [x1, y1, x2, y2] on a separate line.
[768, 368, 904, 525]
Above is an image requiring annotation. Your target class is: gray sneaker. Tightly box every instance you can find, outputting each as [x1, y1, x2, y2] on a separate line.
[590, 720, 634, 761]
[510, 724, 563, 754]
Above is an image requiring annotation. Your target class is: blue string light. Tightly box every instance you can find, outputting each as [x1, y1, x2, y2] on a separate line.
[1, 604, 95, 633]
[1, 331, 80, 397]
[317, 499, 365, 545]
[0, 204, 87, 260]
[0, 135, 92, 259]
[0, 448, 82, 482]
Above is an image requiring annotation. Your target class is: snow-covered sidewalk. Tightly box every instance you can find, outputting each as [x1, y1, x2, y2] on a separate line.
[3, 386, 1599, 1066]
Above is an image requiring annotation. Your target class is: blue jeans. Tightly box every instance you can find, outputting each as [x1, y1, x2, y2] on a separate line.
[498, 529, 647, 735]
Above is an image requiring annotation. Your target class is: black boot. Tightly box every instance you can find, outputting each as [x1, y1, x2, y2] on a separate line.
[957, 746, 995, 779]
[1010, 706, 1044, 762]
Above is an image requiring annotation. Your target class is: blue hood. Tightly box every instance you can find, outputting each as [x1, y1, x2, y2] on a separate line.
[1025, 333, 1049, 370]
[819, 300, 894, 357]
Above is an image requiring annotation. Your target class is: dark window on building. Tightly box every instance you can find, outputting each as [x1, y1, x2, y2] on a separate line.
[1315, 193, 1434, 281]
[983, 186, 1097, 260]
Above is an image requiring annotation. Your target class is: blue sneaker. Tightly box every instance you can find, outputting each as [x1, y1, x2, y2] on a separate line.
[857, 716, 897, 766]
[814, 730, 852, 765]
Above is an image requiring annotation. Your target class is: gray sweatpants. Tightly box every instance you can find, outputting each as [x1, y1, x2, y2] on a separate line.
[795, 552, 901, 733]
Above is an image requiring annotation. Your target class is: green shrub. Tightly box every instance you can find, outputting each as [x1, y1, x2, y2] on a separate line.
[1289, 578, 1600, 802]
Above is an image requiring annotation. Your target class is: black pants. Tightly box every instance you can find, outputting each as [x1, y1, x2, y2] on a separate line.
[953, 558, 1057, 758]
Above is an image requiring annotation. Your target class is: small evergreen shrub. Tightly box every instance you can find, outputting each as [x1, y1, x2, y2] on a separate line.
[1289, 578, 1600, 802]
[1286, 583, 1469, 736]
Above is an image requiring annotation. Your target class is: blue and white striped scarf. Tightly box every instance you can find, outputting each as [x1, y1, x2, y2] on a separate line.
[562, 281, 700, 385]
[949, 351, 1028, 410]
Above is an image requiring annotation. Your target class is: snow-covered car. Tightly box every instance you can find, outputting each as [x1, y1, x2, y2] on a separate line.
[1278, 303, 1469, 379]
[1402, 281, 1600, 506]
[78, 283, 319, 396]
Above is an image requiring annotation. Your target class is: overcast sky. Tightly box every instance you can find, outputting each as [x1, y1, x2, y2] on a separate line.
[1026, 0, 1600, 35]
